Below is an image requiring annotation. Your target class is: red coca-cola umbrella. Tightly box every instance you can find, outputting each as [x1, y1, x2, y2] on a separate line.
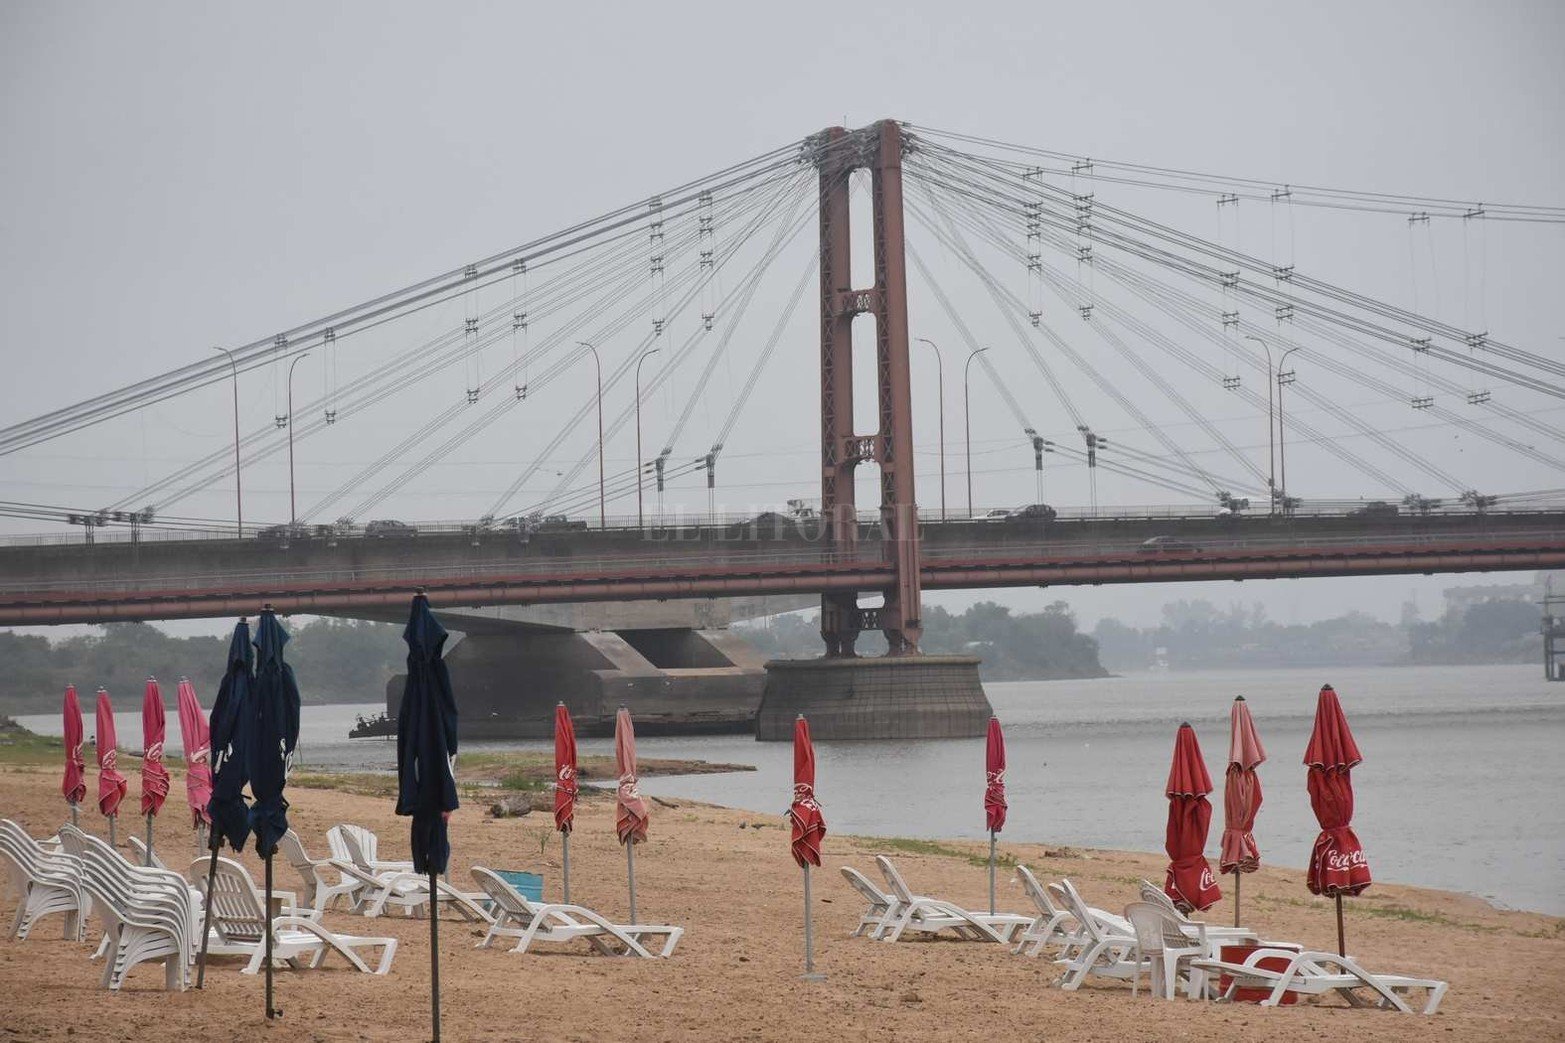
[175, 678, 212, 835]
[1164, 722, 1222, 913]
[95, 688, 129, 846]
[1220, 695, 1266, 926]
[983, 716, 1007, 915]
[788, 715, 826, 977]
[139, 678, 171, 864]
[552, 702, 579, 903]
[614, 707, 650, 921]
[62, 685, 87, 825]
[1305, 683, 1370, 955]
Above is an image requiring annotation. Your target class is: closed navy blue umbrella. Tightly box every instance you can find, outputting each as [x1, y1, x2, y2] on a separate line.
[395, 592, 458, 1043]
[197, 618, 253, 989]
[249, 608, 300, 1021]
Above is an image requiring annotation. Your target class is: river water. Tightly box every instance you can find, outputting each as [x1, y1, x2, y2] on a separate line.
[20, 663, 1564, 915]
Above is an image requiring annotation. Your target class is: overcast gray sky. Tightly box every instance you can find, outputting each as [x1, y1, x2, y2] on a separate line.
[2, 0, 1561, 635]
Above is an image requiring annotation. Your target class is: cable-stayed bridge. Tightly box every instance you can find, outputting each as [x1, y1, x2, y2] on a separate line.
[2, 120, 1561, 737]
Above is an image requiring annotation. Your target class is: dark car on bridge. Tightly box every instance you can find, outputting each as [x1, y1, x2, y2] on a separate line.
[1138, 535, 1199, 555]
[365, 519, 418, 538]
[1006, 503, 1058, 522]
[1348, 500, 1400, 518]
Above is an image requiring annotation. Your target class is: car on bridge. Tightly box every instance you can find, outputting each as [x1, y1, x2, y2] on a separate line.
[1348, 500, 1400, 518]
[1138, 535, 1200, 555]
[365, 519, 418, 538]
[1005, 503, 1058, 522]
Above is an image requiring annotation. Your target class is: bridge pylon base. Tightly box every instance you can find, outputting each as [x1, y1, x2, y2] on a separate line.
[755, 655, 990, 741]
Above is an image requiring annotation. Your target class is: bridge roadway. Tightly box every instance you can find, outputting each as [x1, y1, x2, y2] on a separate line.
[1, 509, 1562, 625]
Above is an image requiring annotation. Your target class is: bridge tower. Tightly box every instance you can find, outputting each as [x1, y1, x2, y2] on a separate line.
[815, 119, 924, 657]
[756, 120, 990, 740]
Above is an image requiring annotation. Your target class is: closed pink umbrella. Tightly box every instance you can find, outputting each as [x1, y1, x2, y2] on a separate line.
[1220, 695, 1266, 926]
[614, 707, 650, 921]
[983, 716, 1007, 915]
[95, 688, 128, 846]
[1164, 722, 1222, 913]
[1305, 684, 1371, 955]
[139, 678, 170, 864]
[176, 677, 212, 835]
[62, 685, 87, 825]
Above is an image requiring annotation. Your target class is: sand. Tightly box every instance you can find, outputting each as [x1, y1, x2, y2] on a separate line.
[1, 764, 1561, 1042]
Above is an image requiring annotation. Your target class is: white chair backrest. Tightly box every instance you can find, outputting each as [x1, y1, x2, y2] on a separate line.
[326, 825, 351, 863]
[337, 825, 377, 870]
[873, 855, 916, 904]
[1058, 879, 1114, 941]
[191, 855, 266, 942]
[1016, 865, 1061, 917]
[840, 866, 893, 906]
[1125, 901, 1169, 955]
[126, 835, 171, 872]
[470, 866, 539, 923]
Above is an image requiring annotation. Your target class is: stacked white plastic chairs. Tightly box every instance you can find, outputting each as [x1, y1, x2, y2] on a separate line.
[0, 818, 85, 940]
[60, 823, 197, 991]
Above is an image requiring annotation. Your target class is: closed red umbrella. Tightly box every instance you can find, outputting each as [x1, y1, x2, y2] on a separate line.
[62, 685, 87, 824]
[1220, 695, 1266, 925]
[614, 707, 650, 921]
[552, 703, 578, 903]
[788, 715, 826, 977]
[176, 678, 212, 833]
[788, 716, 825, 868]
[139, 678, 171, 864]
[1305, 683, 1370, 954]
[1164, 722, 1222, 913]
[983, 716, 1007, 915]
[95, 688, 128, 845]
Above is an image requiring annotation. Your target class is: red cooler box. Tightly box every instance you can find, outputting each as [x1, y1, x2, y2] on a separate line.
[1219, 944, 1300, 1005]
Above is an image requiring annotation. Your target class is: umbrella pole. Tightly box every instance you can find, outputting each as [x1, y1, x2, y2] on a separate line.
[145, 813, 154, 867]
[108, 814, 116, 848]
[429, 868, 441, 1043]
[988, 831, 997, 916]
[265, 855, 277, 1019]
[626, 842, 638, 923]
[196, 842, 219, 988]
[1335, 893, 1345, 956]
[69, 802, 78, 827]
[1234, 871, 1241, 928]
[803, 862, 815, 974]
[561, 831, 571, 904]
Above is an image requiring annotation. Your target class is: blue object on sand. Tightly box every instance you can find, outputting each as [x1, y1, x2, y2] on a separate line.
[496, 870, 543, 902]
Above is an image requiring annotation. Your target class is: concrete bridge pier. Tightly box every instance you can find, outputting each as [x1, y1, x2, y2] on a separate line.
[755, 655, 990, 741]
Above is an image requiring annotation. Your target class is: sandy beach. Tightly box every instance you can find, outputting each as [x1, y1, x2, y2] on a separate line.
[2, 764, 1561, 1042]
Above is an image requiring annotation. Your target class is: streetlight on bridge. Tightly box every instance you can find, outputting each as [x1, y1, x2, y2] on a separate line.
[1243, 333, 1278, 514]
[286, 353, 310, 529]
[634, 348, 660, 531]
[212, 346, 243, 537]
[963, 346, 989, 519]
[577, 341, 606, 529]
[916, 338, 947, 521]
[1276, 344, 1301, 513]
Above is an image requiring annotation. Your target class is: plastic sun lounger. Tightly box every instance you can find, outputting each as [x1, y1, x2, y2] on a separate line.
[1011, 864, 1083, 957]
[1191, 947, 1449, 1014]
[873, 856, 1032, 944]
[839, 867, 899, 939]
[470, 866, 683, 958]
[193, 856, 396, 976]
[331, 859, 492, 922]
[278, 830, 364, 914]
[1051, 878, 1144, 991]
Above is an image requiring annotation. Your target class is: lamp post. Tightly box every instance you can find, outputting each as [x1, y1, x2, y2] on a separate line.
[577, 342, 606, 529]
[963, 346, 989, 519]
[286, 353, 309, 528]
[1026, 429, 1054, 505]
[1243, 334, 1277, 513]
[1276, 345, 1301, 512]
[212, 347, 243, 537]
[916, 338, 947, 521]
[634, 348, 660, 530]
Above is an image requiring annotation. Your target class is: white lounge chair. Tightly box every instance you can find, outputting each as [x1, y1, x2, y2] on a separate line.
[470, 866, 682, 957]
[0, 819, 85, 940]
[1125, 900, 1207, 1000]
[1192, 948, 1449, 1014]
[330, 858, 491, 922]
[839, 867, 900, 939]
[1011, 864, 1083, 957]
[193, 856, 396, 975]
[873, 856, 1032, 943]
[278, 830, 364, 913]
[330, 824, 415, 876]
[1052, 879, 1143, 991]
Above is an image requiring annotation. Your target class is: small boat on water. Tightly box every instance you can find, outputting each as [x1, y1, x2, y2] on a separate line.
[348, 712, 397, 739]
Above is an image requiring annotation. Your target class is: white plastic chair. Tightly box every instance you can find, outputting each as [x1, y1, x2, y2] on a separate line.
[78, 845, 195, 990]
[192, 856, 396, 975]
[278, 830, 363, 913]
[0, 819, 85, 940]
[470, 866, 682, 957]
[1192, 947, 1449, 1014]
[1125, 900, 1207, 1000]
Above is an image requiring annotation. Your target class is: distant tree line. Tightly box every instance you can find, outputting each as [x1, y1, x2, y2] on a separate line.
[739, 600, 1109, 681]
[0, 619, 407, 714]
[1090, 596, 1541, 671]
